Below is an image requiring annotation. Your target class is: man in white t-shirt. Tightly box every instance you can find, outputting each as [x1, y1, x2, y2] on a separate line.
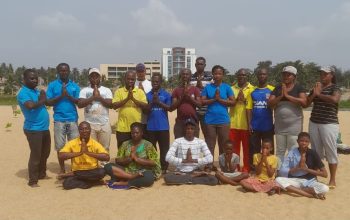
[78, 68, 113, 150]
[134, 63, 152, 139]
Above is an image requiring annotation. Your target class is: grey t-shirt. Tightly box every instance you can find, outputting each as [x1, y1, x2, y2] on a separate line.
[272, 84, 306, 135]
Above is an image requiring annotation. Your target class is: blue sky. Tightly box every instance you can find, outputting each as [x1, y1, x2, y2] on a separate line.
[1, 0, 350, 72]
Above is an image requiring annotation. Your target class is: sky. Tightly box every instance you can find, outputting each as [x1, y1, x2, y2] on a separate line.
[1, 0, 350, 72]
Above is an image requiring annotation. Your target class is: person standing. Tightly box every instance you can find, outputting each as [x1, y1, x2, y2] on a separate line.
[307, 66, 341, 188]
[268, 66, 307, 163]
[229, 68, 255, 173]
[248, 68, 275, 171]
[135, 63, 152, 139]
[201, 65, 235, 161]
[78, 68, 113, 151]
[191, 57, 212, 139]
[172, 68, 201, 139]
[112, 70, 148, 148]
[46, 63, 80, 174]
[146, 73, 172, 173]
[17, 69, 51, 187]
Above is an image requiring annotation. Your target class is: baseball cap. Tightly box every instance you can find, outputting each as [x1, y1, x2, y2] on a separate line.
[282, 66, 297, 75]
[320, 66, 335, 73]
[184, 118, 196, 126]
[88, 68, 101, 76]
[135, 63, 146, 72]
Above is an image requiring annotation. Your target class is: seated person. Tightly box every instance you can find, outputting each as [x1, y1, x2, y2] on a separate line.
[104, 122, 161, 188]
[58, 121, 110, 190]
[239, 139, 279, 193]
[215, 140, 249, 185]
[276, 132, 329, 200]
[164, 118, 218, 185]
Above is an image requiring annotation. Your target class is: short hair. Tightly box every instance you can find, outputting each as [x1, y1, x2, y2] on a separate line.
[79, 121, 91, 129]
[152, 73, 163, 82]
[236, 68, 248, 75]
[298, 132, 310, 140]
[262, 138, 273, 146]
[212, 65, 225, 73]
[130, 122, 144, 132]
[56, 63, 70, 71]
[125, 70, 136, 78]
[256, 67, 269, 75]
[196, 57, 206, 63]
[224, 140, 233, 147]
[23, 69, 35, 78]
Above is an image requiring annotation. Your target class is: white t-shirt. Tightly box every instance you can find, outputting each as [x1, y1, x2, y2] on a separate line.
[135, 79, 152, 123]
[79, 86, 113, 125]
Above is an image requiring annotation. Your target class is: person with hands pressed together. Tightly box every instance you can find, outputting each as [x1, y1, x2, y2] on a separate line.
[307, 66, 341, 189]
[78, 68, 113, 151]
[164, 119, 218, 185]
[58, 121, 110, 190]
[201, 65, 235, 163]
[276, 132, 329, 199]
[111, 70, 148, 148]
[239, 139, 279, 193]
[145, 73, 172, 173]
[17, 69, 51, 187]
[46, 63, 80, 174]
[268, 66, 307, 163]
[172, 68, 202, 138]
[229, 68, 255, 173]
[104, 122, 161, 188]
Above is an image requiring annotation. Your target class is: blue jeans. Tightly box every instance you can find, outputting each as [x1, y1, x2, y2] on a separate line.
[54, 121, 79, 151]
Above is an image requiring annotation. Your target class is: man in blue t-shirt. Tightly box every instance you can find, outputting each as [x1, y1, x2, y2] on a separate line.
[46, 63, 80, 174]
[248, 67, 275, 170]
[146, 73, 172, 173]
[17, 69, 51, 187]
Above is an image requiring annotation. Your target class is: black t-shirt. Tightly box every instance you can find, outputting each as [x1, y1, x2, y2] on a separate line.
[289, 148, 325, 180]
[271, 83, 306, 101]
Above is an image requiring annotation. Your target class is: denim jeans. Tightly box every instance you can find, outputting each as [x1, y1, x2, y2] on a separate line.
[54, 121, 79, 151]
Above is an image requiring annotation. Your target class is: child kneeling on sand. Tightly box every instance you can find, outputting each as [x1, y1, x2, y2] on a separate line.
[275, 132, 329, 199]
[215, 140, 249, 185]
[239, 139, 279, 193]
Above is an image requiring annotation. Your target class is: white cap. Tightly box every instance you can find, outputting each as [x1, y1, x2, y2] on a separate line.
[282, 66, 297, 75]
[88, 68, 101, 76]
[320, 66, 335, 73]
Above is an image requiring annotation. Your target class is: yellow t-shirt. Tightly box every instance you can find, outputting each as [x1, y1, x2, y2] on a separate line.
[60, 137, 108, 171]
[112, 87, 147, 132]
[253, 153, 278, 182]
[229, 82, 255, 130]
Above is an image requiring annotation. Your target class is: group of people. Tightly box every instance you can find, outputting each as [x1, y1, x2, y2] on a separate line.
[17, 57, 341, 200]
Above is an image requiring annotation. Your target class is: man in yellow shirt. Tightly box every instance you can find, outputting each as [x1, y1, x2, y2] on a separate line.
[229, 68, 255, 173]
[112, 70, 148, 148]
[59, 121, 110, 190]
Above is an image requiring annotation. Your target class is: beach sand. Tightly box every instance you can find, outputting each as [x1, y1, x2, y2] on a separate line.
[0, 106, 349, 220]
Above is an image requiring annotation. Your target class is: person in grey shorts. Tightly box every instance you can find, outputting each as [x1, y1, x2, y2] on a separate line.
[307, 66, 341, 188]
[46, 63, 80, 174]
[268, 66, 307, 162]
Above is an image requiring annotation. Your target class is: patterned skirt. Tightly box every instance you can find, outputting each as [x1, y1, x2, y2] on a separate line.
[241, 177, 277, 192]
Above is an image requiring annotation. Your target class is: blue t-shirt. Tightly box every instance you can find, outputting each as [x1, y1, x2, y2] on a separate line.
[146, 89, 171, 131]
[17, 86, 50, 131]
[251, 85, 274, 131]
[201, 83, 233, 125]
[46, 79, 80, 122]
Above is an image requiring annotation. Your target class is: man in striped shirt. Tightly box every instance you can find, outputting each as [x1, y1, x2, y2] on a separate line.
[164, 118, 218, 185]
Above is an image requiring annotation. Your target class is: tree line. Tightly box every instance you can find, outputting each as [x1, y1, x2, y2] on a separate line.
[1, 60, 350, 95]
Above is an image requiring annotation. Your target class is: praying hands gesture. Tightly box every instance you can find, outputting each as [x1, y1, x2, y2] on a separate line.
[313, 82, 322, 97]
[61, 83, 68, 97]
[236, 89, 245, 103]
[80, 138, 88, 154]
[182, 148, 198, 164]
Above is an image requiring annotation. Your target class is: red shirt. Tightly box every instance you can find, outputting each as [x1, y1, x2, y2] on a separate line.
[172, 86, 200, 122]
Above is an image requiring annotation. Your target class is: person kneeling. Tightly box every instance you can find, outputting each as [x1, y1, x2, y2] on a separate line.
[239, 139, 279, 193]
[104, 122, 161, 189]
[276, 132, 329, 200]
[58, 121, 110, 190]
[164, 118, 218, 186]
[215, 140, 249, 186]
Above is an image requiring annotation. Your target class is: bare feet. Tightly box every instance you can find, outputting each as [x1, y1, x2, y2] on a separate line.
[28, 183, 40, 188]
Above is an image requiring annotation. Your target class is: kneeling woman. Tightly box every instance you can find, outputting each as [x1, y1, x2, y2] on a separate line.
[104, 122, 161, 188]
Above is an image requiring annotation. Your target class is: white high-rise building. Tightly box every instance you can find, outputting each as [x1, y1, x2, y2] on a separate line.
[162, 47, 196, 80]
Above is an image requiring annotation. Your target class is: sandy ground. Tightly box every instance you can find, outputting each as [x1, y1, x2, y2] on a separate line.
[1, 106, 350, 220]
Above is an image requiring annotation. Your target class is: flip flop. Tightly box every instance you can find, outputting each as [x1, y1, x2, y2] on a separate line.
[328, 185, 336, 189]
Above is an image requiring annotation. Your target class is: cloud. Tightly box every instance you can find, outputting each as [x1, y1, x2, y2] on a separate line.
[293, 26, 317, 38]
[131, 0, 190, 36]
[330, 1, 350, 21]
[232, 25, 258, 37]
[33, 11, 85, 32]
